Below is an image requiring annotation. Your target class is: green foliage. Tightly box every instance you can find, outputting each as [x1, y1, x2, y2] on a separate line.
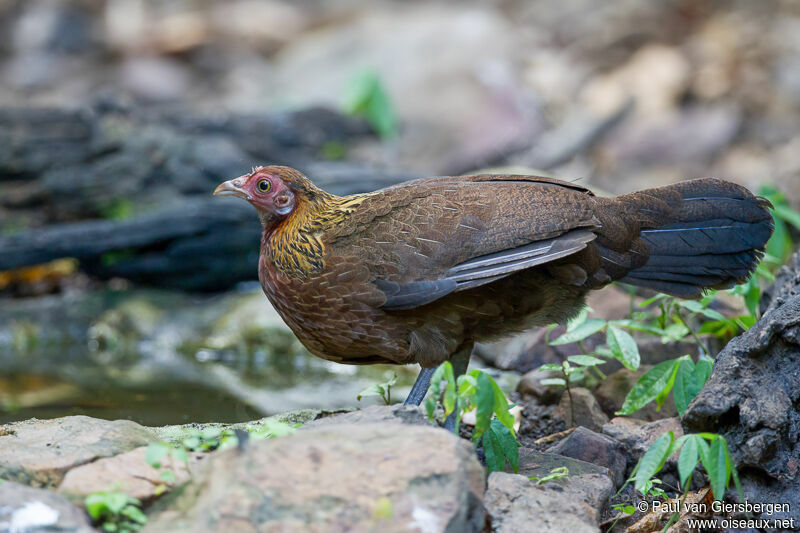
[530, 466, 569, 485]
[99, 199, 135, 221]
[321, 140, 347, 160]
[342, 70, 397, 138]
[85, 491, 146, 533]
[357, 372, 397, 405]
[145, 421, 296, 487]
[760, 185, 800, 264]
[616, 354, 712, 417]
[629, 431, 742, 502]
[425, 362, 519, 473]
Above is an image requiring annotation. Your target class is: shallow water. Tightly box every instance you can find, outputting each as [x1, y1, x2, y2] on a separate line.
[0, 287, 420, 426]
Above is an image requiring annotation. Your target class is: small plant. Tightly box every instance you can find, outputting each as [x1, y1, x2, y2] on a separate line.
[145, 421, 296, 487]
[357, 371, 397, 405]
[530, 466, 569, 485]
[616, 353, 713, 417]
[631, 431, 742, 502]
[85, 491, 146, 533]
[342, 70, 397, 138]
[425, 362, 519, 473]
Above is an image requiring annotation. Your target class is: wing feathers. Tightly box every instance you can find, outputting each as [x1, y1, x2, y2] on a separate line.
[376, 229, 597, 310]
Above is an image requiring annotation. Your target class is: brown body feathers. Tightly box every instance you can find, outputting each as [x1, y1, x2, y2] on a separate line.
[216, 167, 773, 368]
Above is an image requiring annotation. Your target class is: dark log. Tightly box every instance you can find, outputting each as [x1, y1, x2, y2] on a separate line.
[683, 250, 800, 522]
[0, 104, 417, 291]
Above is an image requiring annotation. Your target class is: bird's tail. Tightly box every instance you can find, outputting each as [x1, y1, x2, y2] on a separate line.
[596, 179, 774, 298]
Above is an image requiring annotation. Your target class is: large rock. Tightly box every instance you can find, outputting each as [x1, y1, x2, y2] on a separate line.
[57, 446, 204, 502]
[0, 482, 95, 533]
[683, 251, 800, 525]
[144, 423, 486, 532]
[0, 415, 157, 488]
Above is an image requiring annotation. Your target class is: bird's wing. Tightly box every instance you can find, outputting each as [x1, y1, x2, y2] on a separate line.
[326, 174, 600, 310]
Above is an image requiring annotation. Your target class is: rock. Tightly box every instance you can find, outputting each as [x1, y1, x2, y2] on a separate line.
[0, 415, 156, 487]
[485, 473, 602, 533]
[487, 448, 614, 532]
[144, 423, 486, 532]
[516, 369, 564, 404]
[546, 426, 626, 487]
[301, 404, 430, 429]
[57, 446, 205, 502]
[0, 482, 95, 533]
[552, 388, 609, 432]
[593, 366, 678, 421]
[682, 250, 800, 524]
[602, 416, 683, 480]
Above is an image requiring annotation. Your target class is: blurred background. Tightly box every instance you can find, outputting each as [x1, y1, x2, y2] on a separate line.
[1, 0, 798, 425]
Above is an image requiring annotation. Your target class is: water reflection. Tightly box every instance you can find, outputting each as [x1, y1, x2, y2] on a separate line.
[0, 287, 418, 425]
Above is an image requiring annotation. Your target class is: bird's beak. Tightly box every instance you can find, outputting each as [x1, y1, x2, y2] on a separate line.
[213, 178, 249, 200]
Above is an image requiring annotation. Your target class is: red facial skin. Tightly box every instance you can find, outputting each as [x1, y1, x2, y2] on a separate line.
[214, 169, 296, 227]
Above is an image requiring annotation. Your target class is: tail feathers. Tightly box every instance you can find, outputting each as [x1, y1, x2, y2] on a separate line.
[611, 178, 773, 298]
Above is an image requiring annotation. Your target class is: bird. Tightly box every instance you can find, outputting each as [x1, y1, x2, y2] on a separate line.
[214, 166, 773, 409]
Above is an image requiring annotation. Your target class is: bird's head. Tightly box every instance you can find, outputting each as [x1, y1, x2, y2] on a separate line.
[214, 166, 321, 228]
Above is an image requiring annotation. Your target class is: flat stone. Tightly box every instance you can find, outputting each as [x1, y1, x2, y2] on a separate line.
[0, 415, 157, 488]
[0, 482, 94, 532]
[485, 470, 611, 533]
[301, 404, 430, 429]
[546, 426, 627, 487]
[515, 447, 614, 513]
[57, 446, 205, 503]
[144, 423, 486, 533]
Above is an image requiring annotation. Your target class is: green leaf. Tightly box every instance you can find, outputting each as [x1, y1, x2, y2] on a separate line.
[171, 447, 188, 464]
[617, 358, 681, 415]
[706, 436, 730, 501]
[635, 431, 674, 495]
[536, 364, 563, 372]
[677, 300, 727, 321]
[342, 70, 397, 138]
[673, 356, 712, 416]
[766, 216, 792, 263]
[473, 372, 494, 438]
[655, 360, 680, 410]
[678, 435, 700, 489]
[550, 319, 606, 345]
[482, 419, 519, 473]
[539, 378, 566, 386]
[145, 443, 169, 469]
[530, 466, 569, 485]
[606, 325, 640, 370]
[640, 293, 669, 307]
[567, 355, 606, 366]
[159, 469, 176, 483]
[661, 323, 690, 342]
[774, 203, 800, 230]
[491, 382, 515, 433]
[610, 319, 667, 337]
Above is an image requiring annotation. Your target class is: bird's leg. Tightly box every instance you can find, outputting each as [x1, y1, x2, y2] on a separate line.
[443, 342, 474, 434]
[403, 367, 435, 406]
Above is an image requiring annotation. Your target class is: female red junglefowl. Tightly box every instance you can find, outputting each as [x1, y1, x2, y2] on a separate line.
[214, 166, 772, 405]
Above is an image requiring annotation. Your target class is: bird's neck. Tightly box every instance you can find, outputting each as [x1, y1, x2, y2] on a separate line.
[262, 192, 367, 279]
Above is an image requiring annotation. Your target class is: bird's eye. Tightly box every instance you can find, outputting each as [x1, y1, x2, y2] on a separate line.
[257, 179, 271, 193]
